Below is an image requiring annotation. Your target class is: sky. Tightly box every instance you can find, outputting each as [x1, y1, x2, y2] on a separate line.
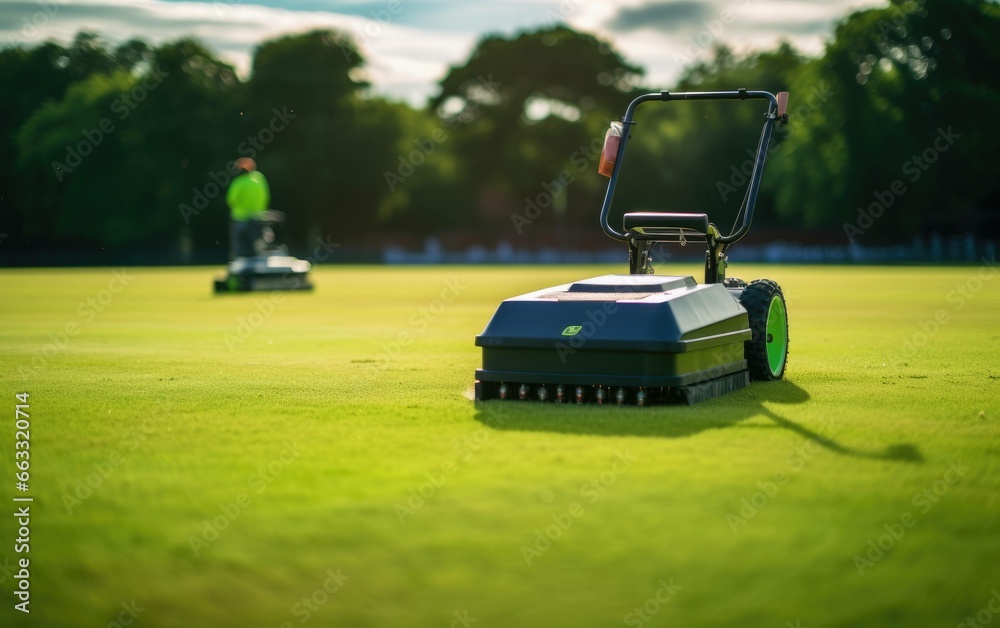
[0, 0, 885, 105]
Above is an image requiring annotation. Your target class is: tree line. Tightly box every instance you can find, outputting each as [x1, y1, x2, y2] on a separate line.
[1, 0, 997, 263]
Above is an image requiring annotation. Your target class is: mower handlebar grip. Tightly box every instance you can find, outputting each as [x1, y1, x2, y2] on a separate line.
[776, 92, 789, 117]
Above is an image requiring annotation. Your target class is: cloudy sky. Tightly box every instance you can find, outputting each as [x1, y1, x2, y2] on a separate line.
[0, 0, 884, 104]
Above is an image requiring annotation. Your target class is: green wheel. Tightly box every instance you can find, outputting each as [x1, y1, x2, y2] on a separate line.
[738, 279, 788, 380]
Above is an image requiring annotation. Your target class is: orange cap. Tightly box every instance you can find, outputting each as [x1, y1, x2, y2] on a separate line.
[235, 157, 256, 172]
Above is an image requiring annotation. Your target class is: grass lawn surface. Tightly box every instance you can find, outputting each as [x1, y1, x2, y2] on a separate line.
[1, 264, 999, 627]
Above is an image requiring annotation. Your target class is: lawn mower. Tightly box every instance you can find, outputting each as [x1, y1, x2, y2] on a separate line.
[474, 88, 790, 405]
[213, 210, 313, 293]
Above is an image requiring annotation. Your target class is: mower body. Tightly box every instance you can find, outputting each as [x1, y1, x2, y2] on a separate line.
[213, 255, 312, 293]
[214, 212, 313, 293]
[475, 274, 751, 404]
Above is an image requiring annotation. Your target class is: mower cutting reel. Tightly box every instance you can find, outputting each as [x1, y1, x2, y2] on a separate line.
[474, 88, 790, 405]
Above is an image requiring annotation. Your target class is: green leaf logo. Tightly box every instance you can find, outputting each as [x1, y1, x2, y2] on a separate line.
[561, 325, 583, 336]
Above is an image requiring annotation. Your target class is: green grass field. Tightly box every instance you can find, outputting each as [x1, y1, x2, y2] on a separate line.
[1, 264, 999, 627]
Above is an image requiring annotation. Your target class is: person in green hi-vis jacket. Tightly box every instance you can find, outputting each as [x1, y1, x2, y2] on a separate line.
[227, 158, 271, 258]
[227, 157, 270, 222]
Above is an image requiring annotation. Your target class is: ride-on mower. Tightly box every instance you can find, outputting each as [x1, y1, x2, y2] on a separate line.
[474, 89, 790, 405]
[213, 210, 313, 293]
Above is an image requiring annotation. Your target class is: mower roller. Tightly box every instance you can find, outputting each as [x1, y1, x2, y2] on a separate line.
[474, 88, 790, 405]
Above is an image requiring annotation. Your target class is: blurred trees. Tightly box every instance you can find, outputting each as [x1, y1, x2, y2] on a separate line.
[244, 30, 390, 243]
[428, 26, 641, 233]
[12, 35, 242, 256]
[1, 33, 137, 250]
[769, 0, 1000, 242]
[1, 0, 998, 263]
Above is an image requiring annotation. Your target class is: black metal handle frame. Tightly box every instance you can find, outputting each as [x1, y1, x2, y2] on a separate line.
[597, 89, 784, 281]
[600, 89, 780, 243]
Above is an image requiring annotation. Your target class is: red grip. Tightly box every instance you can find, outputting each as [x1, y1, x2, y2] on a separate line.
[598, 135, 620, 177]
[776, 92, 789, 117]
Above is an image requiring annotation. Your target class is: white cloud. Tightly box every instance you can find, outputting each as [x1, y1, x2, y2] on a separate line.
[0, 0, 888, 104]
[0, 0, 475, 104]
[568, 0, 886, 88]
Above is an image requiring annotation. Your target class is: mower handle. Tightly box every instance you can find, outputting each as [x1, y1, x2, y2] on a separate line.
[598, 89, 786, 245]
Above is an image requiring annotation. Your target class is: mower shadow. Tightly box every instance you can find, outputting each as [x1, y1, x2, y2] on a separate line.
[473, 380, 923, 464]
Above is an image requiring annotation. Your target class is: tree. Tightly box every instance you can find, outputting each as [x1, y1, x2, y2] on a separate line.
[141, 38, 242, 256]
[376, 101, 463, 234]
[430, 25, 642, 235]
[0, 33, 124, 251]
[769, 0, 1000, 242]
[15, 37, 241, 254]
[243, 30, 397, 246]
